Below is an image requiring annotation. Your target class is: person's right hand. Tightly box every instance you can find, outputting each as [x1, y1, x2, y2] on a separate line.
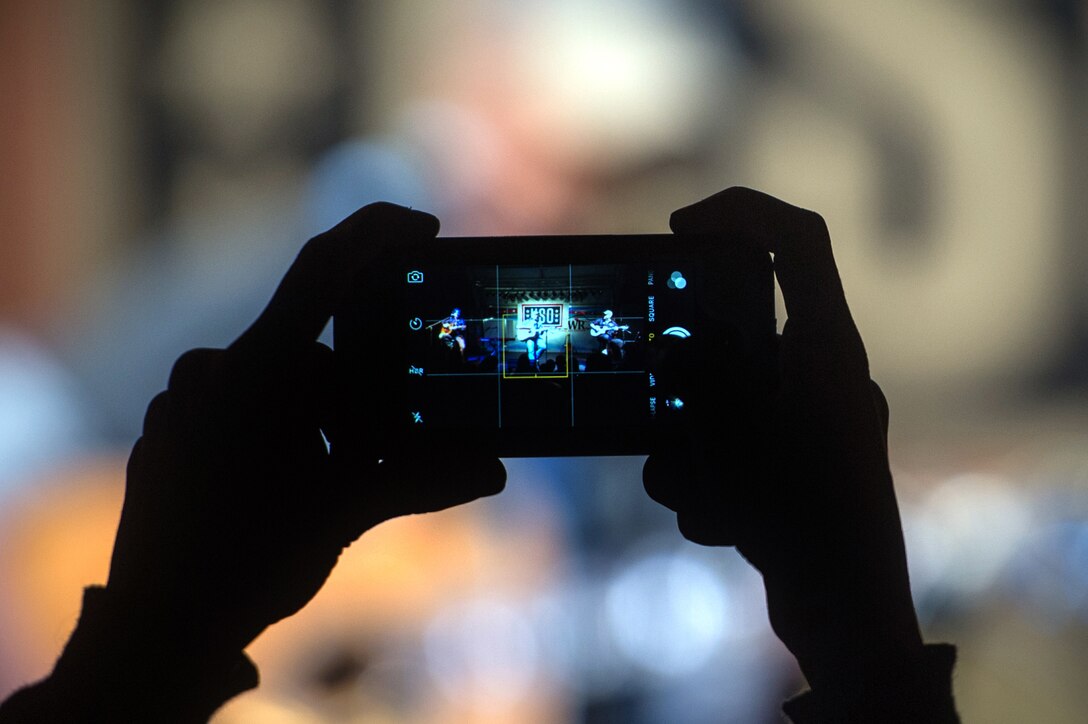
[643, 188, 924, 694]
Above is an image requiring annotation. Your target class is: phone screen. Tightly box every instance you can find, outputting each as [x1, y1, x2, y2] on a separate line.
[402, 260, 696, 432]
[337, 234, 773, 457]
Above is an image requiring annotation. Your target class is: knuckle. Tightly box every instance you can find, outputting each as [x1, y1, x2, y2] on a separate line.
[302, 202, 402, 260]
[361, 200, 403, 216]
[142, 391, 173, 435]
[676, 512, 714, 545]
[870, 378, 890, 421]
[168, 348, 223, 392]
[296, 229, 335, 267]
[642, 457, 676, 507]
[798, 208, 829, 237]
[678, 511, 734, 547]
[343, 201, 410, 231]
[869, 378, 887, 404]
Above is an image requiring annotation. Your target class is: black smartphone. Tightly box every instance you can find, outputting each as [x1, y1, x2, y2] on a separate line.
[335, 234, 775, 458]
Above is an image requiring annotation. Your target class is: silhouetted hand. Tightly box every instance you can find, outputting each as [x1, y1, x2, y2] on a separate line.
[644, 189, 943, 716]
[107, 203, 503, 651]
[1, 203, 505, 722]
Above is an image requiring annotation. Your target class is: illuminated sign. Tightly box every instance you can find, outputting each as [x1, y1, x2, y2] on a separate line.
[519, 303, 565, 328]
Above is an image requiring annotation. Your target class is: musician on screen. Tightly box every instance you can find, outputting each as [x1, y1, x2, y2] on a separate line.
[590, 309, 629, 357]
[519, 308, 547, 368]
[437, 307, 467, 360]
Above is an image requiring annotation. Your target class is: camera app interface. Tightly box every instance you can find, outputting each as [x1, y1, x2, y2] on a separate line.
[402, 261, 695, 431]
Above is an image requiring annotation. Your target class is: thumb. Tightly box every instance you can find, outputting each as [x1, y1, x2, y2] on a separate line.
[335, 456, 507, 541]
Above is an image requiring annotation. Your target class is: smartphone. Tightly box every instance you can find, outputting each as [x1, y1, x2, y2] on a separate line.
[335, 234, 775, 458]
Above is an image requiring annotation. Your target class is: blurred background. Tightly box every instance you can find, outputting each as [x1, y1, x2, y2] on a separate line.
[2, 0, 1088, 721]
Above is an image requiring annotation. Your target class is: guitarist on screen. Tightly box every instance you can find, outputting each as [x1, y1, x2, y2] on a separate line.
[590, 309, 629, 357]
[437, 308, 467, 356]
[517, 307, 547, 368]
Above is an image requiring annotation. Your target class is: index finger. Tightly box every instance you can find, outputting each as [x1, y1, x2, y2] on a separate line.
[670, 187, 850, 327]
[231, 202, 439, 352]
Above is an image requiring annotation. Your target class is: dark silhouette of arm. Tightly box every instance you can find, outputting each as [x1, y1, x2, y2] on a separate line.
[0, 202, 505, 723]
[644, 187, 958, 722]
